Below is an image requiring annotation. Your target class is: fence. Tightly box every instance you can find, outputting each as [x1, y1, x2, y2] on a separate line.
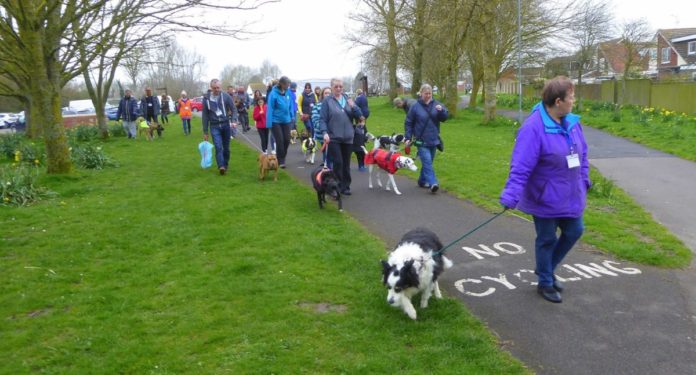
[503, 79, 696, 115]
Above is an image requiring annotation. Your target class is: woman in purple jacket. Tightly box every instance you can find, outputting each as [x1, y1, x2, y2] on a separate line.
[500, 76, 591, 304]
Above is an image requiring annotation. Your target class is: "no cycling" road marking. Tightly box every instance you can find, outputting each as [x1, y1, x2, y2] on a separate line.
[452, 242, 642, 298]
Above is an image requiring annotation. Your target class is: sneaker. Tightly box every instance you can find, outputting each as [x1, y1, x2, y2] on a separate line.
[418, 182, 430, 189]
[430, 184, 439, 193]
[342, 189, 352, 195]
[279, 164, 286, 169]
[219, 167, 226, 175]
[358, 166, 367, 172]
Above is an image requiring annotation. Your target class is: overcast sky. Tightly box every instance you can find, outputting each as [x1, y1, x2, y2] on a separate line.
[182, 0, 695, 83]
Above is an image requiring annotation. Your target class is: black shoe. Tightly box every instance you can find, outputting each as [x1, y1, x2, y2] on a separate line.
[534, 270, 564, 293]
[430, 184, 439, 193]
[279, 164, 286, 169]
[537, 286, 562, 303]
[342, 189, 352, 196]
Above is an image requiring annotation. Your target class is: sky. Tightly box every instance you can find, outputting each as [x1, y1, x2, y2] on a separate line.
[183, 0, 696, 83]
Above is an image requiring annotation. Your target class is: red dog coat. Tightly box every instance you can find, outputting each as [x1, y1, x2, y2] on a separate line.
[365, 149, 400, 174]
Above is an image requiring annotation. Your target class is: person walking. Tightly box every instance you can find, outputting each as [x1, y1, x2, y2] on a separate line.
[266, 76, 293, 168]
[354, 89, 370, 123]
[404, 84, 448, 194]
[116, 89, 139, 139]
[253, 97, 272, 153]
[312, 87, 332, 165]
[298, 82, 317, 137]
[499, 76, 590, 304]
[393, 96, 417, 115]
[140, 86, 161, 137]
[202, 79, 238, 175]
[318, 78, 363, 195]
[289, 82, 299, 132]
[229, 85, 251, 133]
[177, 91, 193, 135]
[160, 94, 170, 125]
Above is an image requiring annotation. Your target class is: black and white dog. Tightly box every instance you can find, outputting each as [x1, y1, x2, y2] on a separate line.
[311, 165, 342, 211]
[377, 133, 405, 152]
[301, 136, 317, 164]
[381, 228, 452, 320]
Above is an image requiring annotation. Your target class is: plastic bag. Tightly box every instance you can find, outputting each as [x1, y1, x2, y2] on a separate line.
[198, 141, 214, 169]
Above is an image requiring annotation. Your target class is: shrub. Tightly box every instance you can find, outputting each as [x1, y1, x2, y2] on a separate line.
[70, 144, 116, 169]
[109, 123, 127, 137]
[0, 133, 25, 159]
[0, 164, 55, 206]
[69, 124, 100, 143]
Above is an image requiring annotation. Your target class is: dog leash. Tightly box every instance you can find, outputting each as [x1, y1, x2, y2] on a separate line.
[433, 210, 507, 257]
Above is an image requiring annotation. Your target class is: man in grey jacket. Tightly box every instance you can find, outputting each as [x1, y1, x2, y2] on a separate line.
[319, 78, 363, 195]
[202, 79, 238, 175]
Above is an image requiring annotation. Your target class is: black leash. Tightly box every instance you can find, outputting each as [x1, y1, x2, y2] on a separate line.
[433, 210, 507, 257]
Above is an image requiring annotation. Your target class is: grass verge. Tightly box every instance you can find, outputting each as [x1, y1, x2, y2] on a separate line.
[367, 96, 691, 268]
[0, 117, 528, 374]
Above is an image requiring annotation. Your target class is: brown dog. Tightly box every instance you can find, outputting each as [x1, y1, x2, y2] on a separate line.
[258, 152, 279, 181]
[290, 129, 299, 144]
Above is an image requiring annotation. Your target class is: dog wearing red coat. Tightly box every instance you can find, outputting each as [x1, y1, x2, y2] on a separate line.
[361, 138, 417, 195]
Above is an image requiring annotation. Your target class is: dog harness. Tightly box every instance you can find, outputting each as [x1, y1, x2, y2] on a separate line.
[314, 167, 331, 187]
[365, 149, 400, 174]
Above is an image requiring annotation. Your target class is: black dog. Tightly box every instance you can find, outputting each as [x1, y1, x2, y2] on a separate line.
[311, 166, 342, 211]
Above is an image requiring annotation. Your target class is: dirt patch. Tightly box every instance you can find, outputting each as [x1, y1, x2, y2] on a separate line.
[27, 306, 53, 318]
[298, 301, 348, 314]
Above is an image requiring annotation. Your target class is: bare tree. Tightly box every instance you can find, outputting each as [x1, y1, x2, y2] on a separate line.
[220, 65, 256, 87]
[259, 60, 282, 81]
[618, 19, 652, 105]
[347, 0, 407, 100]
[570, 0, 613, 110]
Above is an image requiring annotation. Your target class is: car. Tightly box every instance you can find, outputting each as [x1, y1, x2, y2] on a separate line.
[0, 112, 18, 128]
[105, 106, 119, 120]
[190, 96, 203, 112]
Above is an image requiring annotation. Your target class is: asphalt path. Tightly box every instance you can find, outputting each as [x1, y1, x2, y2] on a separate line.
[234, 122, 696, 375]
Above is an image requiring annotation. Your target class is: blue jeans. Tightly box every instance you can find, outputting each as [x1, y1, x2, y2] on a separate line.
[417, 146, 438, 187]
[182, 119, 191, 134]
[210, 125, 231, 169]
[303, 118, 314, 138]
[533, 216, 584, 287]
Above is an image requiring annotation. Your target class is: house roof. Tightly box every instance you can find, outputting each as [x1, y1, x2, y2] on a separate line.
[658, 28, 696, 42]
[598, 38, 650, 73]
[672, 34, 696, 43]
[657, 27, 696, 66]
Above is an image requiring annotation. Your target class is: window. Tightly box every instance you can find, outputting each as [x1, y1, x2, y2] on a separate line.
[689, 41, 696, 55]
[662, 48, 671, 63]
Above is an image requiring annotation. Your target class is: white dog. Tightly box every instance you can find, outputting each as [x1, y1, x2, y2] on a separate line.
[381, 228, 453, 320]
[361, 138, 417, 195]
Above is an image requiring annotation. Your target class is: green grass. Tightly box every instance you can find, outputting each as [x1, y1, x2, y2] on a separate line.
[1, 117, 528, 374]
[498, 93, 696, 163]
[367, 97, 691, 268]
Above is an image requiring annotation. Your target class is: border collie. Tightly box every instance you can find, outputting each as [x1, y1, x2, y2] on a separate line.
[377, 133, 405, 152]
[381, 228, 453, 320]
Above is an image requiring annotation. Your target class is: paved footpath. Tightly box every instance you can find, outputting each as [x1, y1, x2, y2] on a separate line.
[235, 117, 696, 374]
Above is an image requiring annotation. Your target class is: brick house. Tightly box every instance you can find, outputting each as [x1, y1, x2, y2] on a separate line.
[656, 28, 696, 80]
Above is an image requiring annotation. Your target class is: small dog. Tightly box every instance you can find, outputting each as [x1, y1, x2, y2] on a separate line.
[362, 138, 417, 195]
[258, 152, 279, 181]
[301, 137, 317, 164]
[311, 166, 342, 211]
[377, 133, 405, 152]
[382, 228, 453, 320]
[136, 117, 158, 141]
[290, 129, 299, 144]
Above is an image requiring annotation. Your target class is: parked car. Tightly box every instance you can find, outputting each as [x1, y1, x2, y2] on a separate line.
[190, 96, 203, 112]
[105, 106, 119, 120]
[0, 112, 18, 128]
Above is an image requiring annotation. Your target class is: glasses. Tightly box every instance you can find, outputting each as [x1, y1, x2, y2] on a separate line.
[333, 85, 343, 88]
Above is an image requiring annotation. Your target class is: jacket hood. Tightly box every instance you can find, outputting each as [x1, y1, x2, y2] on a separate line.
[531, 102, 580, 134]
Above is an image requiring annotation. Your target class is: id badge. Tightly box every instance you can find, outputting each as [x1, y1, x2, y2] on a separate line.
[566, 153, 580, 169]
[215, 109, 223, 117]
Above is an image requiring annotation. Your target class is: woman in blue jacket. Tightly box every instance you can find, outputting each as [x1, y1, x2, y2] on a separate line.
[266, 76, 293, 168]
[404, 84, 448, 193]
[500, 76, 590, 304]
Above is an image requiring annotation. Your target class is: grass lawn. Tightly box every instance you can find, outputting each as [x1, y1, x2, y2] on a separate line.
[497, 93, 696, 163]
[367, 97, 691, 268]
[1, 118, 528, 373]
